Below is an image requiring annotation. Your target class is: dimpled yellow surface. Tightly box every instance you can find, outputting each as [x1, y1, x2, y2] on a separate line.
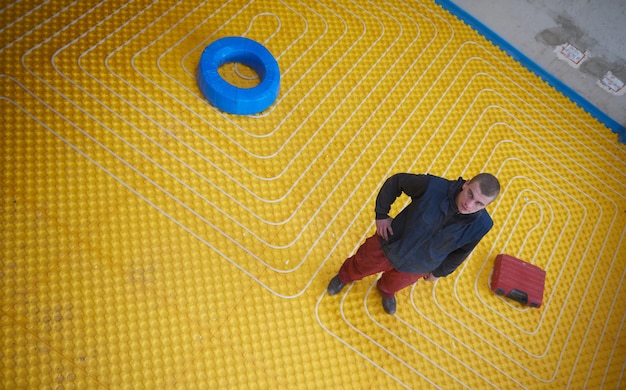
[1, 0, 625, 389]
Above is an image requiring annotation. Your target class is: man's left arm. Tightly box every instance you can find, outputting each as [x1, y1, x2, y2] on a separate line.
[430, 240, 480, 278]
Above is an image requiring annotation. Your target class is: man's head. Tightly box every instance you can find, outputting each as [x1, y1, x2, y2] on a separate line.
[456, 173, 500, 214]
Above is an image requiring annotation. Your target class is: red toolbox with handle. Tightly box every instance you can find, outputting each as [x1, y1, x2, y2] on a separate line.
[491, 254, 546, 308]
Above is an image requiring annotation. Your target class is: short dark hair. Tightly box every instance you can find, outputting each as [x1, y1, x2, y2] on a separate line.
[469, 173, 500, 199]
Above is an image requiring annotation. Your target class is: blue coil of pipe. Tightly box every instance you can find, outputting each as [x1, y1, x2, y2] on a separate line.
[197, 37, 280, 115]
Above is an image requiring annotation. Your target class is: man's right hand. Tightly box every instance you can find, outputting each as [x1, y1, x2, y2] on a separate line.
[376, 218, 394, 241]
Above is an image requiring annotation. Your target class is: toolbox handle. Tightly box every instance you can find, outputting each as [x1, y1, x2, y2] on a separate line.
[506, 289, 528, 305]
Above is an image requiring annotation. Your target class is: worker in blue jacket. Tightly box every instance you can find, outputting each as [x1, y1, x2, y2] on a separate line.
[327, 173, 500, 314]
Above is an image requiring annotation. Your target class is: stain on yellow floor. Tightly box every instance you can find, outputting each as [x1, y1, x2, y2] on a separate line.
[1, 0, 625, 388]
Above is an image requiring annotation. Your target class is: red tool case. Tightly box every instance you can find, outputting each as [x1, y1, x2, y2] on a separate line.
[491, 254, 546, 308]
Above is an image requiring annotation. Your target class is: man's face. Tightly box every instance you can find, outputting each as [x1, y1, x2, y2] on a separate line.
[456, 181, 495, 214]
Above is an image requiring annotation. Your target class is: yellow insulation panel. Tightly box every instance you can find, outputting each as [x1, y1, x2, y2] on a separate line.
[1, 0, 625, 388]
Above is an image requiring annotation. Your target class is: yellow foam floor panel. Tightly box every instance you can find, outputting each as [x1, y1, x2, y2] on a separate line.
[1, 0, 625, 388]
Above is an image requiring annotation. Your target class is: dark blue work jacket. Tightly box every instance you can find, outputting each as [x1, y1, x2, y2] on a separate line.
[377, 174, 493, 276]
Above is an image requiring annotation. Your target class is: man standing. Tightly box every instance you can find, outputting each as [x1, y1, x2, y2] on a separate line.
[327, 173, 500, 314]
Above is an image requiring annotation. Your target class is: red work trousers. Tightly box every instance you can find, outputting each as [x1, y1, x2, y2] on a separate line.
[338, 234, 427, 298]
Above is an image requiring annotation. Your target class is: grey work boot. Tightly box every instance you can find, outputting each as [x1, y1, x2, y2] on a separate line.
[382, 296, 396, 315]
[327, 275, 346, 295]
